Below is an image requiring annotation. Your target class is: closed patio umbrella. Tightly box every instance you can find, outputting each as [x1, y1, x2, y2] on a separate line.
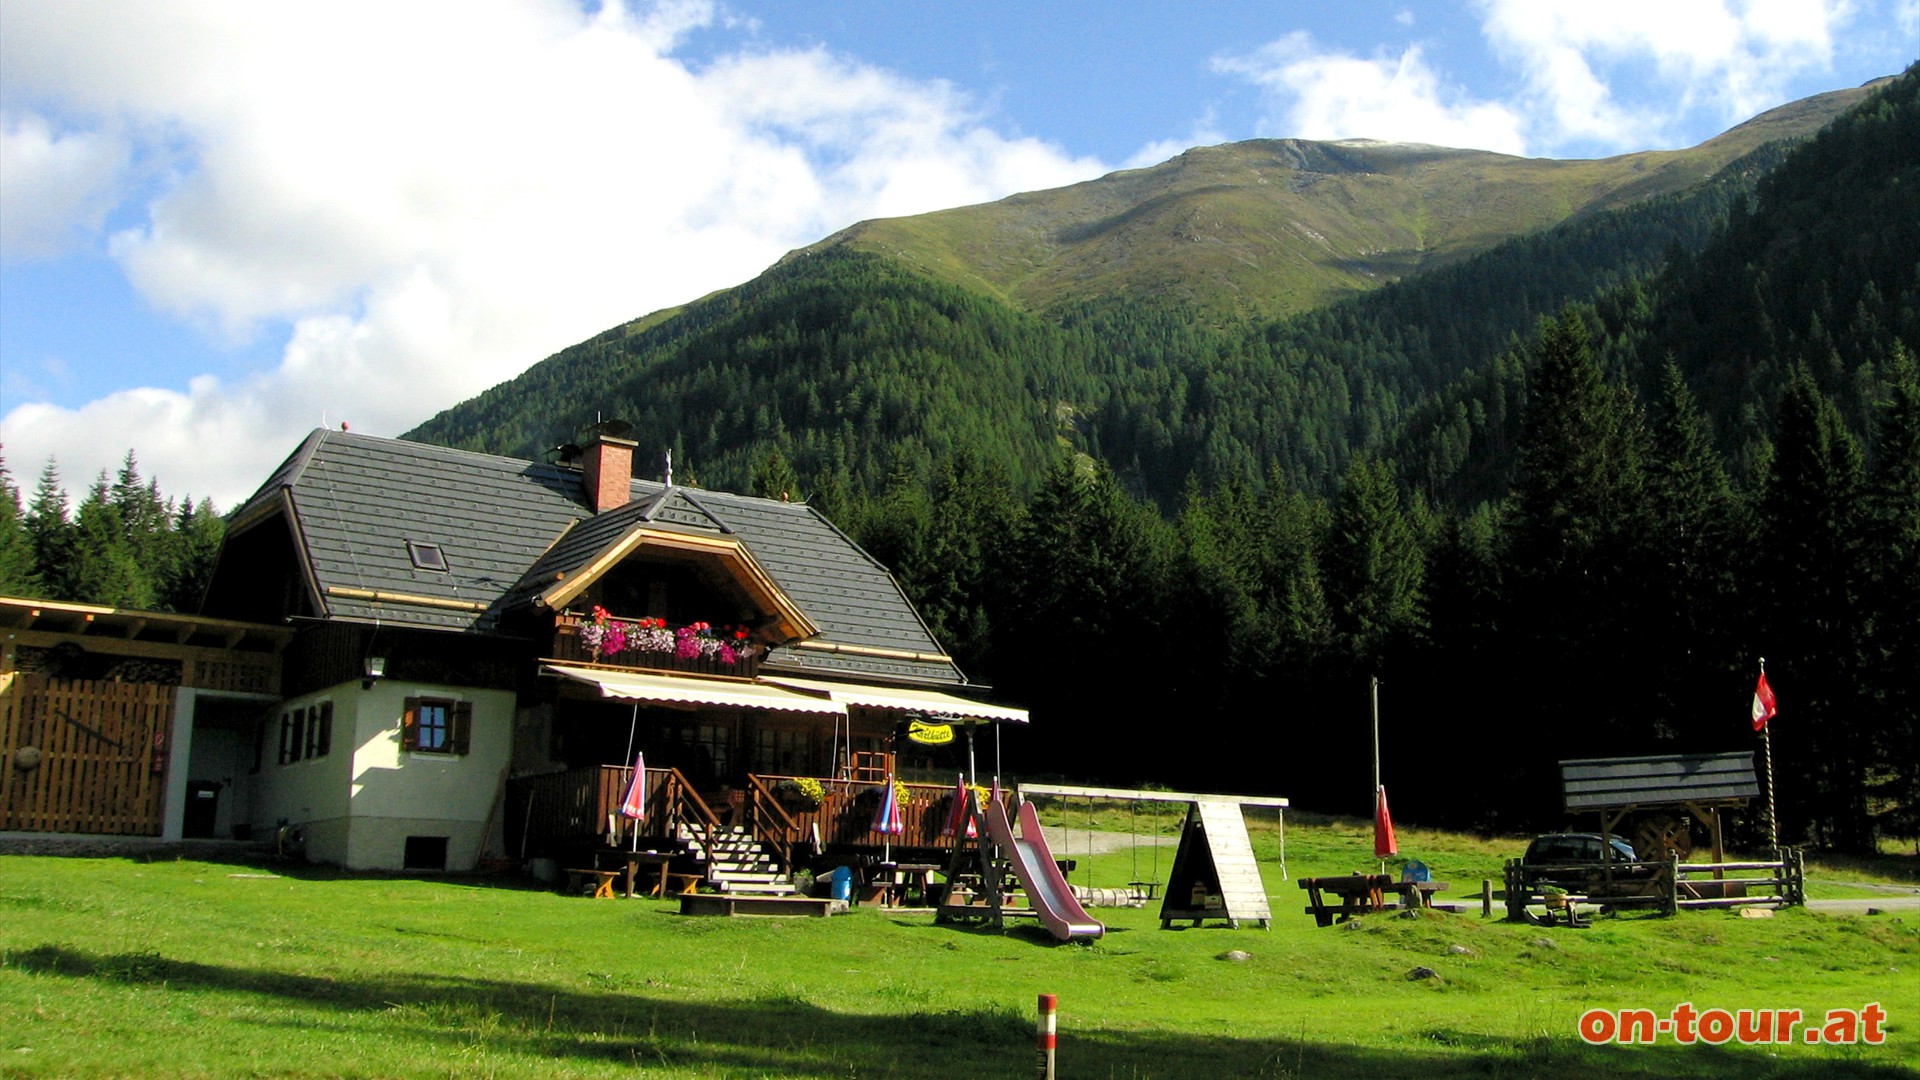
[941, 772, 977, 839]
[619, 752, 647, 850]
[872, 767, 905, 862]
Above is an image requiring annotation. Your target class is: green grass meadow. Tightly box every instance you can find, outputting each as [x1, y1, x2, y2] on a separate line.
[2, 812, 1915, 1078]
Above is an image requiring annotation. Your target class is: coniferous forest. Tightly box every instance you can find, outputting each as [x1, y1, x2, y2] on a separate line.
[5, 69, 1915, 851]
[0, 452, 225, 617]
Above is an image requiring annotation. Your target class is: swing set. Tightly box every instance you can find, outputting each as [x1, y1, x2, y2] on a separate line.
[1016, 783, 1289, 930]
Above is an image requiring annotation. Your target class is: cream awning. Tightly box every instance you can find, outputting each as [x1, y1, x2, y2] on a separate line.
[544, 664, 846, 716]
[761, 675, 1028, 724]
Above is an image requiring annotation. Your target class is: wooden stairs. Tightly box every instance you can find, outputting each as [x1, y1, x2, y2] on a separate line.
[676, 823, 842, 917]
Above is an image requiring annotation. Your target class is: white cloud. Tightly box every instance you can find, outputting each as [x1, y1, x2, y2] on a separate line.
[0, 0, 1106, 509]
[1216, 34, 1530, 155]
[1216, 2, 1862, 160]
[0, 114, 128, 256]
[1476, 0, 1854, 149]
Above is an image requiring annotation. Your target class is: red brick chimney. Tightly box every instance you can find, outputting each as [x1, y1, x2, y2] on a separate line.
[581, 435, 637, 513]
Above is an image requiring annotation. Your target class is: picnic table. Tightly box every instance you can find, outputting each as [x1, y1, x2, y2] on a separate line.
[865, 862, 941, 907]
[613, 851, 700, 899]
[1299, 873, 1449, 927]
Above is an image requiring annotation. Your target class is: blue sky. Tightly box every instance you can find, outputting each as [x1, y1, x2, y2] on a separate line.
[1, 0, 1913, 509]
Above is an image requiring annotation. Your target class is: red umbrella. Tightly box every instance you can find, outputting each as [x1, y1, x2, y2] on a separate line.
[620, 752, 648, 821]
[1373, 784, 1398, 859]
[941, 773, 977, 839]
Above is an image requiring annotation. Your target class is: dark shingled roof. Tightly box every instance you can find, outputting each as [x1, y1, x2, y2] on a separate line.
[1560, 752, 1760, 813]
[226, 429, 962, 684]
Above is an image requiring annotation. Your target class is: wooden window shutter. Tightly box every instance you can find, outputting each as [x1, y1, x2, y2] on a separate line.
[252, 714, 267, 773]
[450, 701, 473, 756]
[402, 697, 421, 752]
[314, 702, 333, 758]
[278, 711, 294, 765]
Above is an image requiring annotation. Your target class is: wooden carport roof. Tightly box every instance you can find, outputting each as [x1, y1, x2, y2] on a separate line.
[1560, 752, 1759, 813]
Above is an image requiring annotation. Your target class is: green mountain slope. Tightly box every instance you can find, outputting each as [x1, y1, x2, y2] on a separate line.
[808, 82, 1882, 322]
[406, 77, 1898, 506]
[1392, 66, 1920, 506]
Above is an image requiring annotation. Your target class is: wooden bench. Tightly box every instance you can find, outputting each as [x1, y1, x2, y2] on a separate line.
[565, 868, 620, 899]
[680, 893, 840, 918]
[1299, 874, 1449, 926]
[653, 872, 703, 898]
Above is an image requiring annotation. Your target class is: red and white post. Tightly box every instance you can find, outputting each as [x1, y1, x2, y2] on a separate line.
[1036, 993, 1057, 1079]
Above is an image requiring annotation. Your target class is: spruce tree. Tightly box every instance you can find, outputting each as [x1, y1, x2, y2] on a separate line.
[1643, 360, 1744, 741]
[25, 461, 73, 600]
[1504, 309, 1653, 755]
[0, 451, 40, 596]
[1756, 366, 1872, 849]
[1324, 457, 1427, 670]
[68, 471, 155, 608]
[1862, 347, 1920, 841]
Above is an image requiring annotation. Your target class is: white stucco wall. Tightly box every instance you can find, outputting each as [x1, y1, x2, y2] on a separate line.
[344, 680, 515, 871]
[246, 688, 354, 864]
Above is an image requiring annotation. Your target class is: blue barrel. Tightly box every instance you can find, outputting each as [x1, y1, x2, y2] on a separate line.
[827, 866, 852, 901]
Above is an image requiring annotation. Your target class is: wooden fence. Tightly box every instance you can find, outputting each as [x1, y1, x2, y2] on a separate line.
[0, 673, 174, 835]
[1504, 848, 1805, 919]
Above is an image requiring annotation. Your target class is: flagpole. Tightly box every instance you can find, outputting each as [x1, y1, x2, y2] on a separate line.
[1372, 676, 1383, 874]
[1760, 658, 1777, 849]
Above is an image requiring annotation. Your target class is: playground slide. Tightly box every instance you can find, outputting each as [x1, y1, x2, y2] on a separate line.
[983, 798, 1105, 941]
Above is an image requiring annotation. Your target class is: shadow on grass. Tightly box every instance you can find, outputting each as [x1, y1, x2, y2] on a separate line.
[8, 944, 1909, 1079]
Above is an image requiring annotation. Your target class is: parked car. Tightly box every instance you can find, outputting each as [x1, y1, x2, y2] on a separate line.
[1519, 833, 1658, 895]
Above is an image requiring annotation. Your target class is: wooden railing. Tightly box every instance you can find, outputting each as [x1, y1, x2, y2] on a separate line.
[748, 774, 962, 855]
[745, 775, 802, 871]
[550, 614, 763, 678]
[510, 765, 969, 865]
[508, 764, 720, 857]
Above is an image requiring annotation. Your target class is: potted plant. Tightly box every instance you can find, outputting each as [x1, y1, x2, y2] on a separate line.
[775, 776, 825, 811]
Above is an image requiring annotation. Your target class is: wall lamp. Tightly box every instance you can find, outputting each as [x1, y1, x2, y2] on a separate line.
[363, 656, 387, 689]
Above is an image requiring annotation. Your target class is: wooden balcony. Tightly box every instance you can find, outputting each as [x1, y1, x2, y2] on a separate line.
[508, 764, 719, 858]
[748, 774, 967, 853]
[508, 765, 969, 871]
[550, 614, 763, 678]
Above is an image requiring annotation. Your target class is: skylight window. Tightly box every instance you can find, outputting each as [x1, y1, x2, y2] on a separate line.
[406, 541, 449, 573]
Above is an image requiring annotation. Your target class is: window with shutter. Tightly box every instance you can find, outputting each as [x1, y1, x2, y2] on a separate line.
[404, 697, 466, 756]
[313, 701, 333, 758]
[289, 708, 305, 763]
[449, 701, 472, 756]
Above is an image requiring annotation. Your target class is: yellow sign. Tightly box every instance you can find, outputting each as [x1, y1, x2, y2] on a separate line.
[907, 720, 954, 746]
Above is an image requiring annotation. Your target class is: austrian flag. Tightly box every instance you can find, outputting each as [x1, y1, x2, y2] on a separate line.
[1752, 672, 1778, 732]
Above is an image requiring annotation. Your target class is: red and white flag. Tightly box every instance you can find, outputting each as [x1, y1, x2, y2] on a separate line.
[1752, 672, 1778, 732]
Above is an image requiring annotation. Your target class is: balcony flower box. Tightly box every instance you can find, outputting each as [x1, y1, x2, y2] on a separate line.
[552, 609, 762, 678]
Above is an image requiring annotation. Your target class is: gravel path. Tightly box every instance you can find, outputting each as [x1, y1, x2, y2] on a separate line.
[1031, 825, 1178, 856]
